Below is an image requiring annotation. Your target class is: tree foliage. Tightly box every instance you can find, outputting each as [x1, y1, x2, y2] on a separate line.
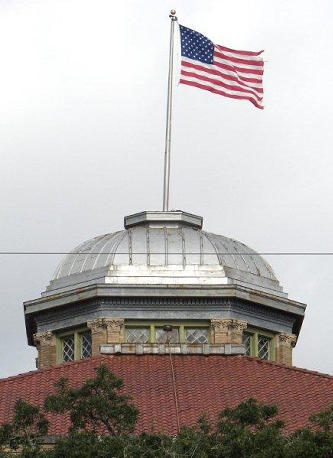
[44, 364, 138, 435]
[2, 364, 333, 457]
[0, 399, 48, 457]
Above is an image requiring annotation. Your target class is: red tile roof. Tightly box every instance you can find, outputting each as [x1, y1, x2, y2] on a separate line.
[1, 355, 333, 436]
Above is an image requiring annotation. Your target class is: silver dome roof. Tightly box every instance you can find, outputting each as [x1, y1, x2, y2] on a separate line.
[46, 211, 284, 297]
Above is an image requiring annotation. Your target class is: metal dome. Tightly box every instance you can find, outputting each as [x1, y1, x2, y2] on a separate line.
[46, 211, 284, 297]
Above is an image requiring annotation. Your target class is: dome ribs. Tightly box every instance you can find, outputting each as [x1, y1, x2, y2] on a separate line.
[104, 231, 127, 267]
[47, 221, 282, 296]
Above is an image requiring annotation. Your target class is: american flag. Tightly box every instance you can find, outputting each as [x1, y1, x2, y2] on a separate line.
[179, 25, 264, 109]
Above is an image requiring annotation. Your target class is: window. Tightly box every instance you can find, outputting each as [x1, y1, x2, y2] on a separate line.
[185, 328, 209, 344]
[58, 329, 92, 363]
[126, 327, 150, 343]
[156, 327, 179, 343]
[63, 335, 75, 362]
[258, 335, 270, 360]
[242, 329, 274, 360]
[124, 322, 210, 344]
[81, 332, 92, 359]
[242, 332, 252, 356]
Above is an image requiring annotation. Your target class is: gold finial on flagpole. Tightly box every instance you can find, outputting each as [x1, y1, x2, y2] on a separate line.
[169, 9, 177, 20]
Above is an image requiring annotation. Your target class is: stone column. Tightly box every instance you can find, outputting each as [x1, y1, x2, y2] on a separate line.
[210, 319, 247, 344]
[275, 332, 296, 365]
[87, 318, 125, 355]
[33, 331, 57, 369]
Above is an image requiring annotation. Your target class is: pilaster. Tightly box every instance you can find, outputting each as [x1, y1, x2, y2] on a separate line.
[210, 318, 247, 344]
[87, 318, 125, 355]
[33, 330, 57, 369]
[275, 332, 296, 365]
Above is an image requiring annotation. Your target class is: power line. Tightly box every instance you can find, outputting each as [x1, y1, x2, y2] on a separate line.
[0, 252, 333, 256]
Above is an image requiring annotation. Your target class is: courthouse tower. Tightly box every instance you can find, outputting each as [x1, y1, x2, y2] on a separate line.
[24, 210, 305, 369]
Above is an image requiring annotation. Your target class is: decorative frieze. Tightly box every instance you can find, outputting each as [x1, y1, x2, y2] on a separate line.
[211, 318, 247, 344]
[34, 296, 297, 340]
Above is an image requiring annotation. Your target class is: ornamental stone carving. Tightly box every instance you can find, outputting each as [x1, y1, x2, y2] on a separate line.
[87, 317, 125, 349]
[87, 318, 105, 333]
[33, 330, 56, 370]
[33, 330, 55, 345]
[104, 318, 124, 333]
[210, 319, 247, 344]
[275, 332, 297, 366]
[210, 319, 229, 332]
[278, 332, 297, 347]
[87, 318, 124, 333]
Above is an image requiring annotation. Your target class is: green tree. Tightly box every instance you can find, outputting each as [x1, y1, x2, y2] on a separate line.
[4, 366, 333, 458]
[50, 398, 287, 458]
[0, 399, 48, 457]
[44, 364, 138, 435]
[284, 403, 333, 458]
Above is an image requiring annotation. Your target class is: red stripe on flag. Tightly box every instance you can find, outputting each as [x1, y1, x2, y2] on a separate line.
[180, 70, 263, 101]
[181, 60, 263, 92]
[214, 50, 264, 67]
[180, 79, 264, 109]
[213, 60, 263, 76]
[215, 44, 264, 57]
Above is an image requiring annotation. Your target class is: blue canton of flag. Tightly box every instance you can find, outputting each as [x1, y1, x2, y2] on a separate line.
[179, 25, 214, 64]
[179, 25, 264, 109]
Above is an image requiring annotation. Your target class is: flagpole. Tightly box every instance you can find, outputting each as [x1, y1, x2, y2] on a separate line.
[163, 9, 177, 212]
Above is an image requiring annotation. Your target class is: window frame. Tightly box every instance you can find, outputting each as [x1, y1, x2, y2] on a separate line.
[56, 327, 91, 363]
[243, 328, 275, 360]
[124, 321, 210, 344]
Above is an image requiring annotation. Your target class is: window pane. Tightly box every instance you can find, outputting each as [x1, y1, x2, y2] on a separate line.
[185, 328, 209, 344]
[81, 332, 92, 359]
[155, 327, 179, 343]
[242, 332, 252, 356]
[63, 335, 74, 362]
[126, 327, 150, 343]
[258, 335, 270, 360]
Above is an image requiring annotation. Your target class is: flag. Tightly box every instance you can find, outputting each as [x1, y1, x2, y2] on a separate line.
[179, 25, 264, 109]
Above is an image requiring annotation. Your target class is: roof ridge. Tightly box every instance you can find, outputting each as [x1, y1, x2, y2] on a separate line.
[1, 354, 332, 384]
[241, 355, 333, 379]
[0, 354, 111, 384]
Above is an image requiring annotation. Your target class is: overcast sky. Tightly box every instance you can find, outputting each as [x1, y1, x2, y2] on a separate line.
[1, 0, 332, 378]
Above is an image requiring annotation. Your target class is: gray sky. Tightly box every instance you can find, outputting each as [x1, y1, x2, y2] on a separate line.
[1, 0, 333, 378]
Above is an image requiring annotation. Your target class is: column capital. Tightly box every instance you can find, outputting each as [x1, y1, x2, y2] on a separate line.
[33, 330, 55, 345]
[104, 318, 124, 333]
[87, 318, 124, 333]
[210, 318, 247, 345]
[277, 332, 297, 347]
[211, 318, 247, 332]
[87, 318, 124, 345]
